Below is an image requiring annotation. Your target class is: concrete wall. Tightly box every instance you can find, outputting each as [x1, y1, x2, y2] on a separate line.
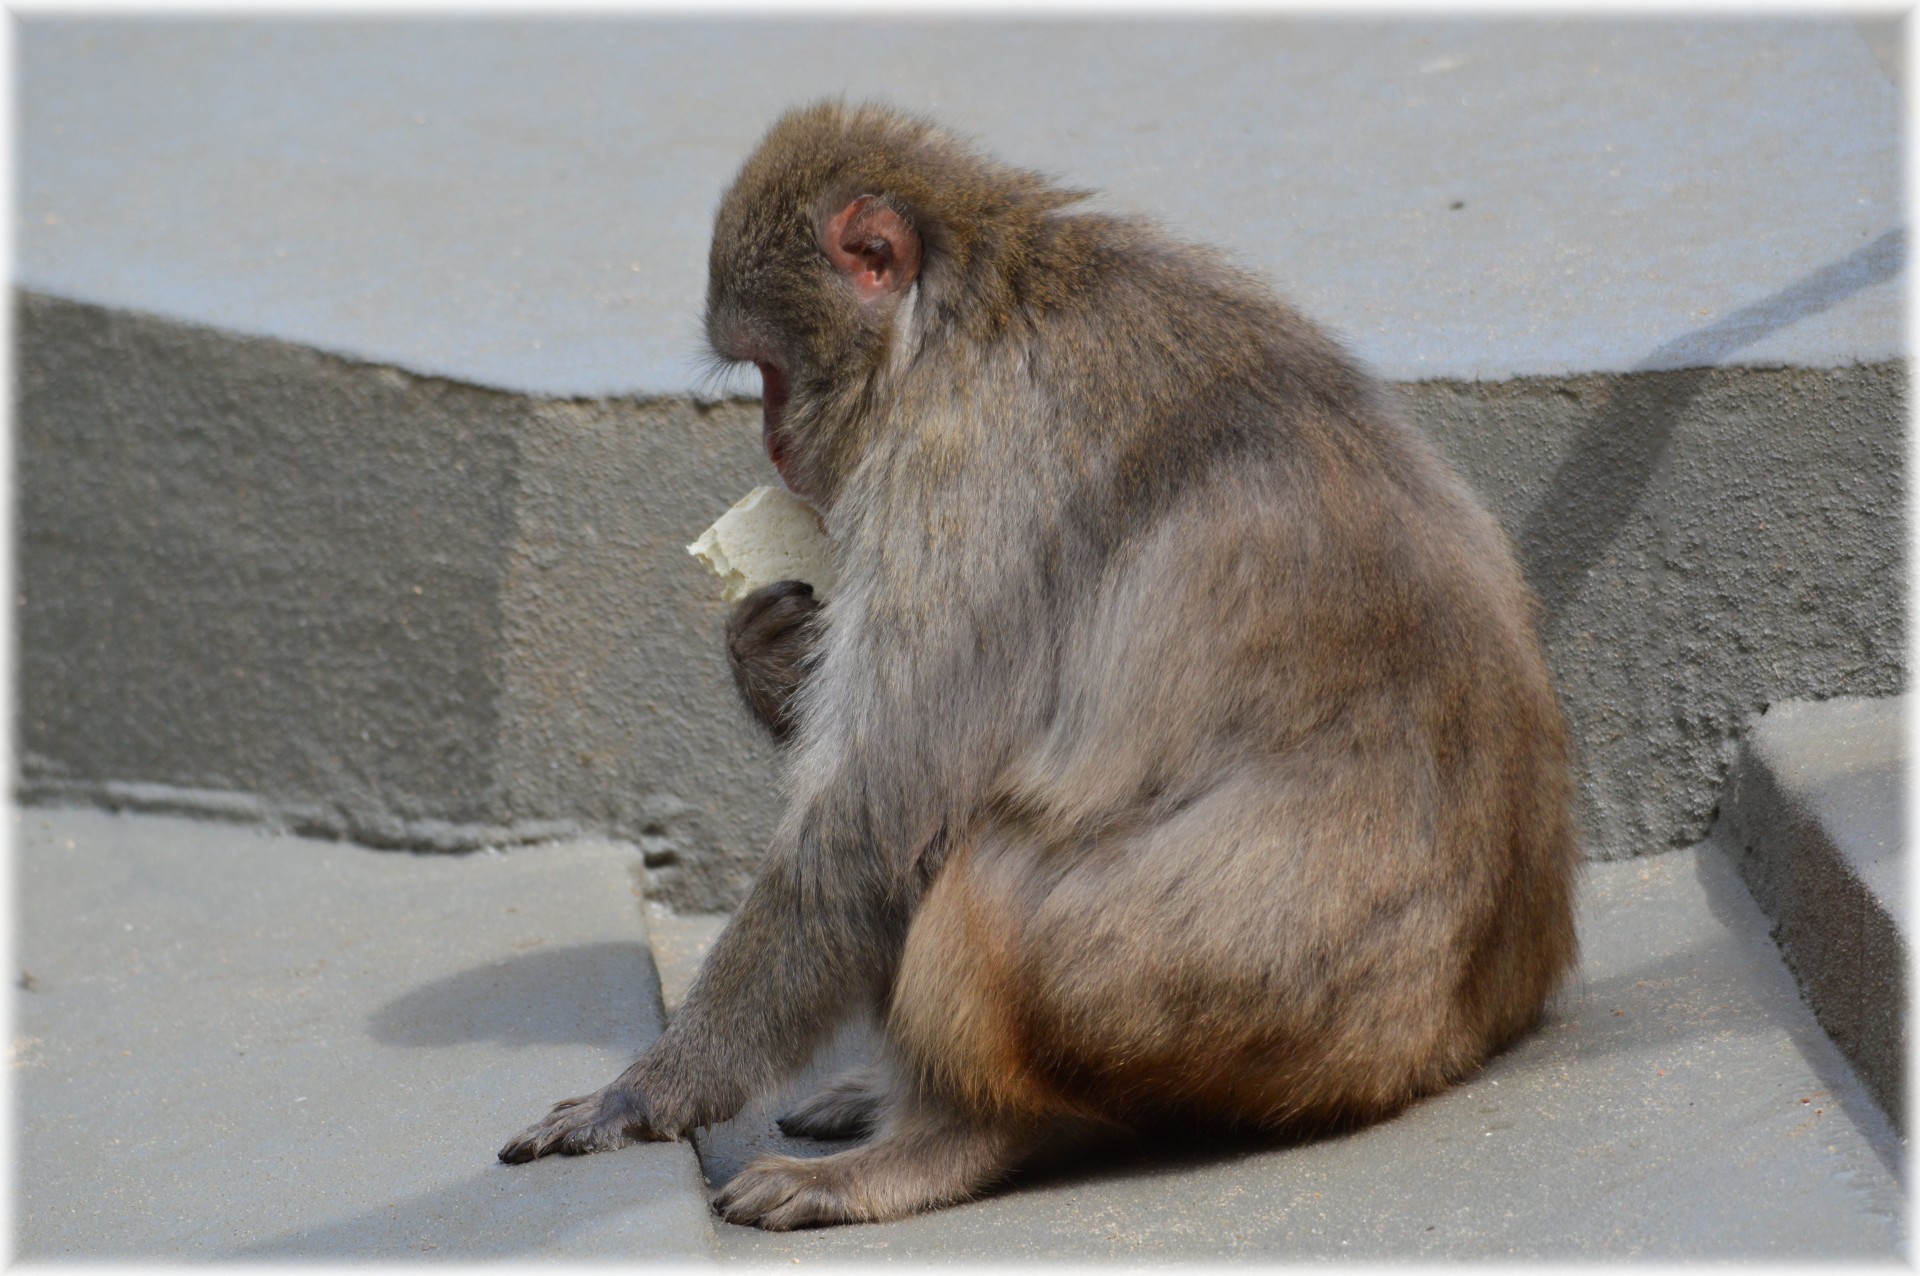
[1407, 367, 1906, 857]
[16, 292, 775, 908]
[15, 290, 1905, 909]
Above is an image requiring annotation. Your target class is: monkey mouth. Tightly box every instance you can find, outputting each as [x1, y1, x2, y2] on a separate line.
[757, 361, 803, 494]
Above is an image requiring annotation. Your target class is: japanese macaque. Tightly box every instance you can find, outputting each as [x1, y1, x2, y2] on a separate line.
[499, 100, 1578, 1231]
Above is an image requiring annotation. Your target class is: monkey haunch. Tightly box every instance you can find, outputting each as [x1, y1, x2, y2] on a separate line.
[499, 102, 1578, 1230]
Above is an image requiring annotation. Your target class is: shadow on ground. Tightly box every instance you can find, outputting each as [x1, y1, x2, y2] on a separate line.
[369, 941, 663, 1050]
[234, 1157, 694, 1260]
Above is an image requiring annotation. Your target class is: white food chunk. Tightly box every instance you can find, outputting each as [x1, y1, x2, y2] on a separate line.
[686, 485, 838, 603]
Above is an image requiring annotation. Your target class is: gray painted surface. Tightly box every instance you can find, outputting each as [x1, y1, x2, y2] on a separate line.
[1718, 695, 1908, 1129]
[11, 807, 713, 1260]
[646, 847, 1904, 1261]
[16, 294, 1903, 893]
[22, 806, 1893, 1261]
[15, 16, 1902, 395]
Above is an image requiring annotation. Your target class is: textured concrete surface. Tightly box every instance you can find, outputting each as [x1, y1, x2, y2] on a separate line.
[11, 807, 713, 1260]
[15, 293, 779, 909]
[15, 17, 1901, 395]
[11, 16, 1907, 900]
[647, 847, 1905, 1261]
[1718, 695, 1907, 1130]
[16, 806, 1901, 1260]
[1406, 365, 1906, 856]
[16, 294, 1903, 896]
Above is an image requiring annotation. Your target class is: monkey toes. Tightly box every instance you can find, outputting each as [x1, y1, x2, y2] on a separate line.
[496, 1084, 660, 1164]
[713, 1153, 872, 1230]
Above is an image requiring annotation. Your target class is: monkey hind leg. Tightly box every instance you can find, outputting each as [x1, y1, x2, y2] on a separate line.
[714, 1083, 1038, 1230]
[776, 1063, 893, 1140]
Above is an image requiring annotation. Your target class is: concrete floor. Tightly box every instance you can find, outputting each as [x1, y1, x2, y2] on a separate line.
[15, 16, 1900, 396]
[13, 806, 1904, 1261]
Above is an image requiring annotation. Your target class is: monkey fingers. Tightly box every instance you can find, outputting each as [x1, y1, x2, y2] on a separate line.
[726, 579, 822, 741]
[727, 578, 816, 637]
[775, 1063, 891, 1140]
[727, 581, 819, 670]
[495, 1081, 663, 1164]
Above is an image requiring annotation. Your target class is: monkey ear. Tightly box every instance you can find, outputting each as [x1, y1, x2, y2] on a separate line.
[824, 196, 922, 302]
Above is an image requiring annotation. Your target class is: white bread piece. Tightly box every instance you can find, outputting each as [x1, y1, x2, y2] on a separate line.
[686, 485, 838, 603]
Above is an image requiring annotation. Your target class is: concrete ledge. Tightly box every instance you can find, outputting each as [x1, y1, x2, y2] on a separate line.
[1717, 695, 1908, 1129]
[16, 17, 1901, 394]
[15, 777, 586, 852]
[15, 290, 1905, 903]
[13, 15, 1906, 901]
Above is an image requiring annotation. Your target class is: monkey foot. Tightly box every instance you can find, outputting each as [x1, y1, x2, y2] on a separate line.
[714, 1106, 1022, 1230]
[713, 1152, 882, 1230]
[776, 1064, 890, 1140]
[497, 1083, 659, 1164]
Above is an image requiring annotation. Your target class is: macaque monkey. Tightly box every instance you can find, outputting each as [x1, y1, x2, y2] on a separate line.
[500, 101, 1578, 1231]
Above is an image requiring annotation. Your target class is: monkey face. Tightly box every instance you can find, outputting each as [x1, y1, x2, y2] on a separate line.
[703, 232, 820, 497]
[704, 249, 823, 499]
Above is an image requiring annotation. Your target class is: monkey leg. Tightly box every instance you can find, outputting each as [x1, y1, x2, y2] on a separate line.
[715, 1082, 1039, 1230]
[883, 765, 1534, 1138]
[776, 1063, 893, 1140]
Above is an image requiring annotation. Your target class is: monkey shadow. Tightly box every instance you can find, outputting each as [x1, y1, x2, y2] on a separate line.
[232, 1160, 672, 1261]
[1002, 1116, 1338, 1202]
[367, 941, 663, 1050]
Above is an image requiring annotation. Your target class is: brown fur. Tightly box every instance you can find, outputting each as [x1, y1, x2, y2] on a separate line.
[499, 100, 1579, 1232]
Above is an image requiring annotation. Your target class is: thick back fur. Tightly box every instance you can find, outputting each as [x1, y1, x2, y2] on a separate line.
[704, 101, 1578, 1133]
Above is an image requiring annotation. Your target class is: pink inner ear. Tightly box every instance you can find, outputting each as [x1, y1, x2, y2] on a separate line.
[825, 196, 921, 302]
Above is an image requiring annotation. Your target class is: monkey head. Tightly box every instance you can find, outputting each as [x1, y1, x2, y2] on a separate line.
[703, 105, 933, 504]
[702, 101, 1084, 506]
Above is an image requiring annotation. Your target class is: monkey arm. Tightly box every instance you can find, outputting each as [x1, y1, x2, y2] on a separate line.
[645, 808, 912, 1125]
[503, 503, 1050, 1162]
[497, 784, 912, 1159]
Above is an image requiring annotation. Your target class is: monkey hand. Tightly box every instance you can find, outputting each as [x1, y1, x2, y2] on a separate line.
[496, 1074, 668, 1164]
[726, 579, 821, 742]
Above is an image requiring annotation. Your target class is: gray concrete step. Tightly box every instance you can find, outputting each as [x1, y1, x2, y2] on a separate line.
[1717, 695, 1907, 1130]
[11, 807, 714, 1261]
[649, 848, 1905, 1262]
[15, 805, 1906, 1259]
[14, 18, 1901, 396]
